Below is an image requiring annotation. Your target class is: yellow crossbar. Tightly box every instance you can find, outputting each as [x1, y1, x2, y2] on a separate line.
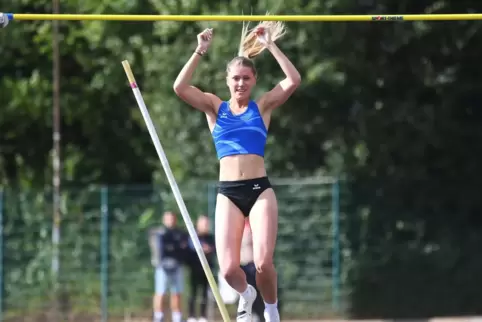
[7, 13, 482, 22]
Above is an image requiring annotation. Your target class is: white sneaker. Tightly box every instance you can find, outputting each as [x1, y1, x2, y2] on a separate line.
[236, 284, 257, 322]
[198, 318, 208, 322]
[263, 309, 280, 322]
[187, 318, 197, 322]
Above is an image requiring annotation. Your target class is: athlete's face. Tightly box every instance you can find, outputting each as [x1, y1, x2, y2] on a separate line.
[226, 65, 256, 101]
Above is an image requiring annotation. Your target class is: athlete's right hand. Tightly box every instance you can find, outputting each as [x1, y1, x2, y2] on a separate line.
[196, 28, 213, 54]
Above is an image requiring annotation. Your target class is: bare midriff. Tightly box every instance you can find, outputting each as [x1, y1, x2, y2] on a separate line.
[218, 154, 267, 181]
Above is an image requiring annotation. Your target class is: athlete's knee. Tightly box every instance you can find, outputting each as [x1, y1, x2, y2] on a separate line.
[253, 244, 276, 274]
[253, 256, 275, 274]
[219, 259, 241, 282]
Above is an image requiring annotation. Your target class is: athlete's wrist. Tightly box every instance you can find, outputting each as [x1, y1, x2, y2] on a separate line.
[195, 45, 207, 56]
[265, 42, 277, 51]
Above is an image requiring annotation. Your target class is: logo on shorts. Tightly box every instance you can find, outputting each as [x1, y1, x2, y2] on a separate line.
[252, 184, 260, 190]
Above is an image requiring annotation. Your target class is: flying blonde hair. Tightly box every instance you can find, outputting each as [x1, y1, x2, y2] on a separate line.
[237, 16, 287, 58]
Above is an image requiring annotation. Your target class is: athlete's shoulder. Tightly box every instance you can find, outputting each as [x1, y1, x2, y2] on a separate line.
[249, 99, 263, 113]
[203, 93, 223, 113]
[254, 93, 278, 114]
[204, 92, 221, 101]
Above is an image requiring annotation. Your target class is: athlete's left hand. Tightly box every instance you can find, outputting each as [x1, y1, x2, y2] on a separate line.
[254, 25, 271, 46]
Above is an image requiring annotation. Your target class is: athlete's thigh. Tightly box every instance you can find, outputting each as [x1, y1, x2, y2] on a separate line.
[249, 188, 278, 264]
[215, 194, 245, 270]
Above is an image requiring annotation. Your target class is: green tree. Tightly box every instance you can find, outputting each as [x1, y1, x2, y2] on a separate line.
[0, 0, 159, 186]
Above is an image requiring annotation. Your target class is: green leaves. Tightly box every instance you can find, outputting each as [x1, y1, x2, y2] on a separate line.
[3, 0, 482, 224]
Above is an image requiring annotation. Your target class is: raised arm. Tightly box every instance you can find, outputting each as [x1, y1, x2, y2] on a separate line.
[173, 28, 219, 114]
[256, 27, 301, 112]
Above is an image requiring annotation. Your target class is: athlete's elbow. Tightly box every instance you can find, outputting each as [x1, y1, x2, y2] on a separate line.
[173, 82, 186, 96]
[291, 73, 301, 87]
[285, 77, 301, 93]
[285, 74, 301, 90]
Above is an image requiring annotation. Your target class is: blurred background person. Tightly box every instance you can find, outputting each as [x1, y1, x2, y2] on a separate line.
[186, 215, 216, 322]
[149, 211, 189, 322]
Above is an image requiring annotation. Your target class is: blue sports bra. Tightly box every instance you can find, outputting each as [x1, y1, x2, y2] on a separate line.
[211, 100, 268, 160]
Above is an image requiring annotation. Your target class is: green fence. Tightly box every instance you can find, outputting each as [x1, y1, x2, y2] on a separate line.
[0, 177, 345, 321]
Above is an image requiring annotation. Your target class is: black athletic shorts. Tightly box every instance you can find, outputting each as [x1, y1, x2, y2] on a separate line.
[217, 176, 272, 217]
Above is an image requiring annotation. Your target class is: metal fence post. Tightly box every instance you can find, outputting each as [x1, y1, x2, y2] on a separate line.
[0, 189, 4, 321]
[206, 181, 217, 322]
[331, 179, 341, 312]
[100, 186, 109, 322]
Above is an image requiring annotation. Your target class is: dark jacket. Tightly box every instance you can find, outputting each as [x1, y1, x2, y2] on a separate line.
[155, 227, 190, 272]
[186, 233, 216, 272]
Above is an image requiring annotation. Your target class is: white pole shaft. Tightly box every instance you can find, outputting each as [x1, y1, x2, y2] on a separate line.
[121, 61, 231, 322]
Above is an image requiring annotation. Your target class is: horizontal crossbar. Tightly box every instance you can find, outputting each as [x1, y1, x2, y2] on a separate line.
[5, 13, 482, 22]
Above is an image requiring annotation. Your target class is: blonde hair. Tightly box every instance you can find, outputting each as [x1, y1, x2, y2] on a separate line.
[237, 20, 287, 58]
[226, 17, 286, 76]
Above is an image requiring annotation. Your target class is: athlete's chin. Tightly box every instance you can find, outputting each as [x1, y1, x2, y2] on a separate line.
[234, 91, 250, 99]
